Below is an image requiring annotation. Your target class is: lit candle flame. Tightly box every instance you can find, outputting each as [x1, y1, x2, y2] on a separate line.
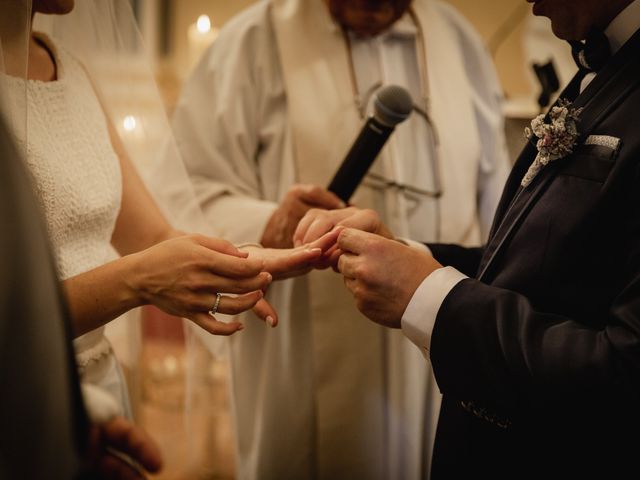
[196, 15, 211, 34]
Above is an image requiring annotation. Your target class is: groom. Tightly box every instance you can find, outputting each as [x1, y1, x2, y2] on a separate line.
[296, 0, 640, 477]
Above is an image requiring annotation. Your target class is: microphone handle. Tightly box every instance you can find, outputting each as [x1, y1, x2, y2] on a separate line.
[327, 117, 394, 203]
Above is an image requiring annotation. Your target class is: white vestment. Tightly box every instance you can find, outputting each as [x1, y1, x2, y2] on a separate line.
[172, 1, 510, 478]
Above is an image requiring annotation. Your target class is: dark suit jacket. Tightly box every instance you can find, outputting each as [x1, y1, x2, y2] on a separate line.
[427, 29, 640, 479]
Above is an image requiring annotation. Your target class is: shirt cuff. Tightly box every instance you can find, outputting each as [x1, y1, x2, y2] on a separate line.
[398, 237, 432, 256]
[401, 266, 468, 355]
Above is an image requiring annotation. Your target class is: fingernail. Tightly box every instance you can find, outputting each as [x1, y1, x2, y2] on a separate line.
[265, 272, 273, 283]
[237, 324, 245, 331]
[306, 247, 322, 253]
[266, 316, 275, 327]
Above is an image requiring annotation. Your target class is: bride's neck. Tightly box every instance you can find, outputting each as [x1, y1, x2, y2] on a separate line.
[28, 34, 57, 82]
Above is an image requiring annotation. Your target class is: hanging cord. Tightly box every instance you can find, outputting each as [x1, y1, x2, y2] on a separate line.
[341, 7, 443, 241]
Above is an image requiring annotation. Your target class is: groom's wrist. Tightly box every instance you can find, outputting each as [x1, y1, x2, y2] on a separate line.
[401, 266, 467, 355]
[398, 237, 432, 255]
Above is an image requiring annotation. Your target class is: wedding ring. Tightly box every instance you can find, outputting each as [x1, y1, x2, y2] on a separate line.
[208, 293, 222, 318]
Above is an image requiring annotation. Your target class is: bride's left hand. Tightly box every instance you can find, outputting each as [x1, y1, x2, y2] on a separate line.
[241, 228, 342, 281]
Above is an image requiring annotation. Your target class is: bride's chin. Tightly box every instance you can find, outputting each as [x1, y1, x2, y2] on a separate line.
[32, 0, 75, 15]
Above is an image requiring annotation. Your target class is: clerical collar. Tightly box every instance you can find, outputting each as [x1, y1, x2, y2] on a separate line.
[604, 0, 640, 54]
[326, 11, 417, 39]
[383, 14, 418, 39]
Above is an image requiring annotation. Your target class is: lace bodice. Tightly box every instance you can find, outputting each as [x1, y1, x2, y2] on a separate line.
[7, 35, 122, 358]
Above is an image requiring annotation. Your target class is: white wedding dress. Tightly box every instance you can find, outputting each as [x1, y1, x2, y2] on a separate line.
[5, 33, 131, 417]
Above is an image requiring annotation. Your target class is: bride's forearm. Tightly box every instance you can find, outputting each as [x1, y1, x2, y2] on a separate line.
[63, 253, 145, 337]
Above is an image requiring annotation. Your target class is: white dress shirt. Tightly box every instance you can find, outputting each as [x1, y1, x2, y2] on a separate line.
[402, 0, 640, 354]
[581, 0, 640, 91]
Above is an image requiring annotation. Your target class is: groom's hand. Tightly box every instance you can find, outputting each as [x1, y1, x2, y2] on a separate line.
[293, 207, 394, 247]
[337, 228, 442, 328]
[293, 207, 395, 270]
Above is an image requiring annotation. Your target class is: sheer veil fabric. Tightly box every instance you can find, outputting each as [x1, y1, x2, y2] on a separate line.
[0, 0, 222, 471]
[0, 0, 29, 150]
[33, 0, 209, 238]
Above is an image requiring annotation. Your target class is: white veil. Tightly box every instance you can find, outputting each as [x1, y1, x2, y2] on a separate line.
[34, 1, 207, 234]
[1, 0, 231, 475]
[0, 0, 29, 150]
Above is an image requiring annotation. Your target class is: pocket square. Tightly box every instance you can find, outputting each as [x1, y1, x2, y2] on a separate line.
[584, 135, 621, 152]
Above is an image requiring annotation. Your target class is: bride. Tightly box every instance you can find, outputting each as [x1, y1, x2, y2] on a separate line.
[0, 0, 336, 420]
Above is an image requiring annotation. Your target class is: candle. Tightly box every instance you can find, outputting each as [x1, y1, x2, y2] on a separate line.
[187, 14, 219, 72]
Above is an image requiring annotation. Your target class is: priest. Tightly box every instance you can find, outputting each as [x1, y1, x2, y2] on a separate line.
[171, 0, 510, 478]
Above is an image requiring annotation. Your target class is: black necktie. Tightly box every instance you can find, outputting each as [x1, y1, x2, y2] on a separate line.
[570, 29, 612, 74]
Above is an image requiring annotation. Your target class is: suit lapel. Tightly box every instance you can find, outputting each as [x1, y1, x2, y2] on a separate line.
[483, 143, 536, 243]
[476, 72, 585, 278]
[477, 28, 640, 282]
[482, 67, 587, 246]
[477, 162, 560, 280]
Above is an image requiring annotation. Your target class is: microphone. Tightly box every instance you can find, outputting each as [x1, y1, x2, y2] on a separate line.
[327, 85, 413, 203]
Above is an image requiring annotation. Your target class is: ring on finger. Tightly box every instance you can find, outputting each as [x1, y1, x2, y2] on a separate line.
[208, 293, 223, 318]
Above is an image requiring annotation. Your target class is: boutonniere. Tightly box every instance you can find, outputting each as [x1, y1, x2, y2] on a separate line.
[521, 99, 584, 187]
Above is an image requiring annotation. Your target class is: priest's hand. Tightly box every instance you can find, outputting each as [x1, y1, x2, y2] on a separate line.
[261, 184, 345, 248]
[337, 228, 442, 328]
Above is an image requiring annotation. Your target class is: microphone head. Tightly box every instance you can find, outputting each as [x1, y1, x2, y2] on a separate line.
[373, 85, 413, 127]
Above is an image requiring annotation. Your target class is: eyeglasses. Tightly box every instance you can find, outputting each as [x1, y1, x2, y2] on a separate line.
[355, 84, 444, 199]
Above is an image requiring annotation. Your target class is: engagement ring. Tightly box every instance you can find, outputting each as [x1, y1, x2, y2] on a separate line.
[208, 292, 222, 317]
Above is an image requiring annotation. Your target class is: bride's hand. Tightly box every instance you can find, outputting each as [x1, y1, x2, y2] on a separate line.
[129, 234, 273, 335]
[241, 228, 342, 280]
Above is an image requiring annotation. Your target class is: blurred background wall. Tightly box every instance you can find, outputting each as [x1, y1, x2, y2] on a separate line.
[137, 0, 575, 114]
[132, 0, 576, 163]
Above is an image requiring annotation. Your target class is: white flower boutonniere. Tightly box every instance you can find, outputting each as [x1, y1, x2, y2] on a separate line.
[521, 99, 584, 187]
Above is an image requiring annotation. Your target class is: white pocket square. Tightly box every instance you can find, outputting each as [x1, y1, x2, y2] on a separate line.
[584, 135, 621, 151]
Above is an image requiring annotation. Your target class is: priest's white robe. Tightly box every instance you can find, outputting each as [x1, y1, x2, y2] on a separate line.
[171, 1, 510, 479]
